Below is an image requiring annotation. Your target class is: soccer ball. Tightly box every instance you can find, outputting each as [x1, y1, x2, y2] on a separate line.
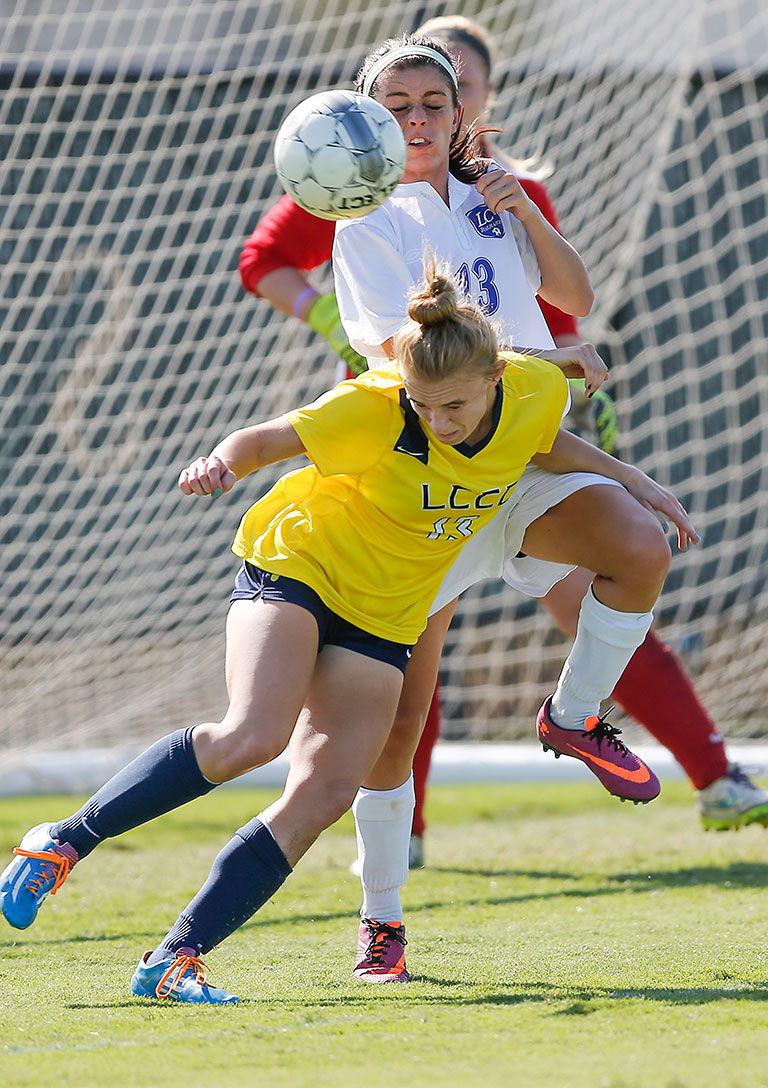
[274, 90, 407, 221]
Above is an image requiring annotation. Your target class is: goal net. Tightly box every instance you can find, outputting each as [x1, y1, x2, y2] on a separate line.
[3, 0, 767, 773]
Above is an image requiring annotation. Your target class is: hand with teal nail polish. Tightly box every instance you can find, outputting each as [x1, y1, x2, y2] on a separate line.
[617, 464, 700, 552]
[177, 455, 236, 499]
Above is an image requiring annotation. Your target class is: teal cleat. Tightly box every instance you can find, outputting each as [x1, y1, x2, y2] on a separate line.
[697, 764, 768, 831]
[1, 823, 77, 930]
[131, 948, 240, 1004]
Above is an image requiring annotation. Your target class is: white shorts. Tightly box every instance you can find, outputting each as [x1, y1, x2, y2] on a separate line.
[429, 465, 624, 614]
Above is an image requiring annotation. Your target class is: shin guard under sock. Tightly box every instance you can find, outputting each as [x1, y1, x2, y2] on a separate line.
[552, 588, 653, 730]
[51, 727, 216, 859]
[353, 777, 414, 923]
[151, 817, 292, 960]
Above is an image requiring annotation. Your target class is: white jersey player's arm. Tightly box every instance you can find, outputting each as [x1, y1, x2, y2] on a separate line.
[333, 213, 409, 358]
[475, 167, 593, 316]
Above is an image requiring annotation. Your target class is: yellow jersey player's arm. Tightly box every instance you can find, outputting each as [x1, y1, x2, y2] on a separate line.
[532, 429, 699, 550]
[178, 417, 305, 497]
[531, 428, 623, 477]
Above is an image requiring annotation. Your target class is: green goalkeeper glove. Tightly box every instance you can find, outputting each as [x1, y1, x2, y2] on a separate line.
[591, 386, 619, 455]
[306, 292, 368, 376]
[568, 378, 619, 455]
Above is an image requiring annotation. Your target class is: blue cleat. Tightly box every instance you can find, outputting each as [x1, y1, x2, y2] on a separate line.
[1, 823, 77, 930]
[131, 948, 239, 1004]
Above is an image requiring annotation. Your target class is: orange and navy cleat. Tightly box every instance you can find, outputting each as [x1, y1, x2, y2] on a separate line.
[354, 918, 410, 983]
[0, 823, 77, 930]
[537, 697, 660, 804]
[131, 948, 239, 1004]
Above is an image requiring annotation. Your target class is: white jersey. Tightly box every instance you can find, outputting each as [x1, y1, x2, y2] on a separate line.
[332, 168, 605, 606]
[333, 172, 555, 362]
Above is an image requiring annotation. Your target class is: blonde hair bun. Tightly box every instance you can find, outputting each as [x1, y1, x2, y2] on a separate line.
[407, 270, 458, 328]
[393, 259, 499, 381]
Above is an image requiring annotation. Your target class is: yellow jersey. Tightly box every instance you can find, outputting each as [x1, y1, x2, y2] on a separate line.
[232, 353, 567, 642]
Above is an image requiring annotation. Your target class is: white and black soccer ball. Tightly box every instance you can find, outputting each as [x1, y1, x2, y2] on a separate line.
[274, 90, 407, 221]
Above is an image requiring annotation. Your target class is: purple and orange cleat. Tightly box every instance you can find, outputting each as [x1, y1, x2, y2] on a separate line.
[537, 697, 660, 804]
[354, 918, 410, 983]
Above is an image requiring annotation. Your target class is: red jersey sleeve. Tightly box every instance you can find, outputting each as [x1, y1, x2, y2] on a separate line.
[518, 176, 581, 343]
[239, 194, 336, 295]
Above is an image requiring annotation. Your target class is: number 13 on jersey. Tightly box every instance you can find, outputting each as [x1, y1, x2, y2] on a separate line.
[455, 258, 499, 315]
[427, 515, 480, 540]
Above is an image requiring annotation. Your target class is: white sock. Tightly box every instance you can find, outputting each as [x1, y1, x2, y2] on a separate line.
[352, 776, 415, 923]
[551, 587, 653, 730]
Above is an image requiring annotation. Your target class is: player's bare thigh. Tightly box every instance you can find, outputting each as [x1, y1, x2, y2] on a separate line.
[521, 484, 670, 612]
[192, 597, 319, 783]
[263, 645, 405, 864]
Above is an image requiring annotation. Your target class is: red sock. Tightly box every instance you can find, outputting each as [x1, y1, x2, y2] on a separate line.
[612, 629, 728, 790]
[412, 681, 441, 838]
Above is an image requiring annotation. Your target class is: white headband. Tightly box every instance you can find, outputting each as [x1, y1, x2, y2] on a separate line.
[362, 45, 459, 97]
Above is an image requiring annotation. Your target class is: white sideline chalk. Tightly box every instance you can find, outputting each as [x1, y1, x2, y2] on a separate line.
[2, 743, 767, 797]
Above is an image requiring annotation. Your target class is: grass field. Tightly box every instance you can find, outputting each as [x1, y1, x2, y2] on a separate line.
[2, 780, 768, 1088]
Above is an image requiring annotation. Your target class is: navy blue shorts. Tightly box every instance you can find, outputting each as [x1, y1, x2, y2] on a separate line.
[230, 562, 412, 674]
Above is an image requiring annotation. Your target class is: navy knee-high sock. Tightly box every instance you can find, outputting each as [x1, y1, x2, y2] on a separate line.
[149, 818, 292, 962]
[51, 727, 216, 859]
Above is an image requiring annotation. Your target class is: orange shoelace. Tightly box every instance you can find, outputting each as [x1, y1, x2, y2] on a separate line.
[13, 847, 72, 898]
[155, 952, 209, 999]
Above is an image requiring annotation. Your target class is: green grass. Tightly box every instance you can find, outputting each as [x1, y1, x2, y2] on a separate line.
[2, 781, 768, 1088]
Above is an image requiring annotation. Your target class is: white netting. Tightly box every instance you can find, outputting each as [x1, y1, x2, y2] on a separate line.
[2, 0, 767, 760]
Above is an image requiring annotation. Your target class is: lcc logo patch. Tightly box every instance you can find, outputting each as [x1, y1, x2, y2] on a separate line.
[466, 204, 505, 239]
